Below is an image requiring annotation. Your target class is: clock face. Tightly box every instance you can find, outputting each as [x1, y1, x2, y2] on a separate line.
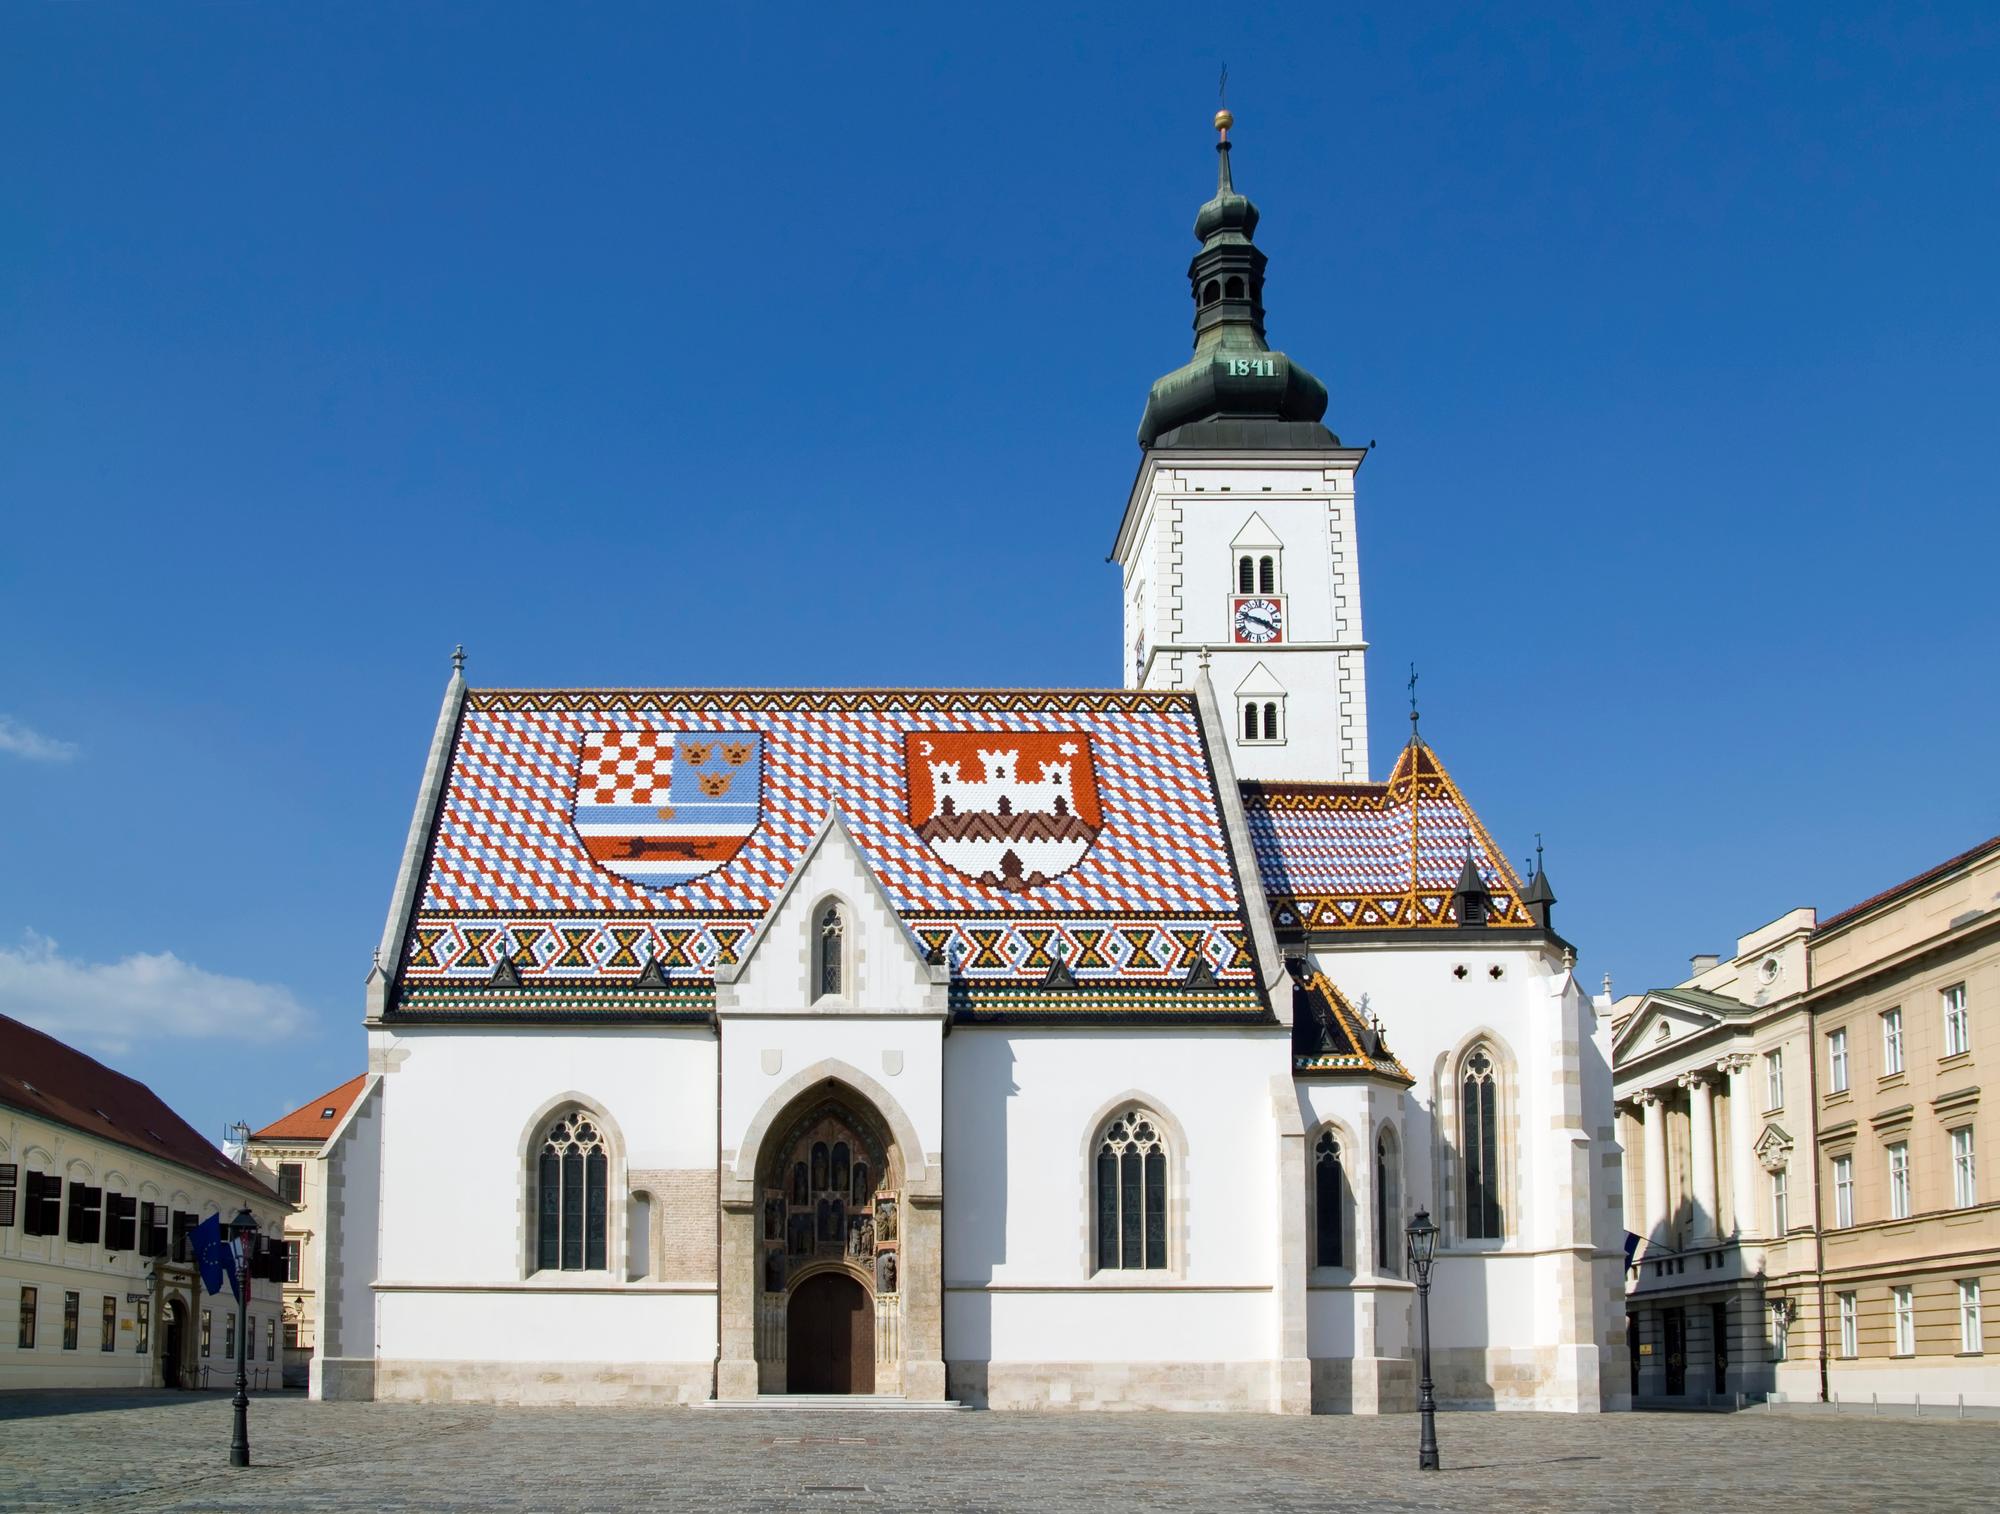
[1232, 597, 1283, 644]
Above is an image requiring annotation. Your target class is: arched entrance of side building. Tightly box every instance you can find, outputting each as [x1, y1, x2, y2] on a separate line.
[161, 1296, 188, 1389]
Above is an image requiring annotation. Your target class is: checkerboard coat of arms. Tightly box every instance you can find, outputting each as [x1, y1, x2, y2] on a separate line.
[903, 731, 1103, 892]
[570, 730, 763, 886]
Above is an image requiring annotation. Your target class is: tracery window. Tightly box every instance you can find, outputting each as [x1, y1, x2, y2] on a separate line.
[536, 1112, 608, 1272]
[815, 903, 845, 1000]
[1313, 1130, 1346, 1268]
[1462, 1048, 1503, 1240]
[1094, 1108, 1168, 1271]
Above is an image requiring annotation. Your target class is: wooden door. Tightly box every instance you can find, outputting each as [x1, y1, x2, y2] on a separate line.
[162, 1308, 183, 1389]
[787, 1272, 875, 1394]
[1663, 1307, 1687, 1395]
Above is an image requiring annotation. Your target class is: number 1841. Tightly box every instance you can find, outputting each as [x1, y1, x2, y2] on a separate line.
[1227, 358, 1276, 377]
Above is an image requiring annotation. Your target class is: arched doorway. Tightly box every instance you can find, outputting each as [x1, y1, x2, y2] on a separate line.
[787, 1272, 875, 1394]
[161, 1298, 186, 1389]
[755, 1089, 901, 1394]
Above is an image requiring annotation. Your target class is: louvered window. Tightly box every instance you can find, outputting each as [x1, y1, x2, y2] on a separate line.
[0, 1164, 15, 1228]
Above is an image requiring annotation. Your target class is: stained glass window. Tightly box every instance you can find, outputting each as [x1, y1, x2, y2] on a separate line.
[537, 1113, 609, 1272]
[1462, 1049, 1503, 1239]
[1314, 1131, 1344, 1267]
[1095, 1109, 1168, 1271]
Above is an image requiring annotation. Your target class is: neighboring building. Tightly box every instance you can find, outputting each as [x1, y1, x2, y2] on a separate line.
[242, 1075, 366, 1386]
[1613, 837, 1998, 1406]
[317, 114, 1627, 1412]
[0, 1015, 286, 1390]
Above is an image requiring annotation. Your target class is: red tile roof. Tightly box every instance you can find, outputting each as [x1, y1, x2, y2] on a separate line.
[0, 1014, 278, 1202]
[1816, 834, 2000, 934]
[251, 1073, 366, 1142]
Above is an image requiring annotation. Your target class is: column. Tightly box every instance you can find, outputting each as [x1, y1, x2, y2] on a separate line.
[1679, 1071, 1719, 1245]
[1640, 1090, 1669, 1247]
[1716, 1054, 1756, 1238]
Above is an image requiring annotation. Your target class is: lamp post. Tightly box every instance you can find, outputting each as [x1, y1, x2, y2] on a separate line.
[228, 1206, 258, 1468]
[1405, 1208, 1440, 1471]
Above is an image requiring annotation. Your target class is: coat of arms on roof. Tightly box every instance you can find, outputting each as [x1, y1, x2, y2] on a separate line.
[569, 730, 764, 888]
[903, 731, 1103, 893]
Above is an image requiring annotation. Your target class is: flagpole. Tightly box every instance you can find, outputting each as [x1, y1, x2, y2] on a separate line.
[228, 1207, 258, 1468]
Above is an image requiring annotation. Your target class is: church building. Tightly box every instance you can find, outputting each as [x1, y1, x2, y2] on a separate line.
[315, 113, 1629, 1413]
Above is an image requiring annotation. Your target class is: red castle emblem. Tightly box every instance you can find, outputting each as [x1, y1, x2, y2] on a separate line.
[903, 731, 1103, 892]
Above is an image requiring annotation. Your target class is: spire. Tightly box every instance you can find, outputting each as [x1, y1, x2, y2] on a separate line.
[1522, 834, 1557, 932]
[1137, 110, 1334, 449]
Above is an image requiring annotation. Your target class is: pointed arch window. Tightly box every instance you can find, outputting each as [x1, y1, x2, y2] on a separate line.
[814, 902, 845, 1001]
[1375, 1130, 1401, 1275]
[536, 1112, 608, 1272]
[1094, 1108, 1168, 1271]
[1462, 1048, 1503, 1240]
[1313, 1130, 1347, 1268]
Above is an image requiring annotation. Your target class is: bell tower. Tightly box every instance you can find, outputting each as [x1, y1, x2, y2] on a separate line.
[1110, 110, 1371, 783]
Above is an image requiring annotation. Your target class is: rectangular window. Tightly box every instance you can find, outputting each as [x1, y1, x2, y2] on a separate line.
[201, 1309, 211, 1357]
[1771, 1167, 1789, 1235]
[0, 1163, 15, 1228]
[1881, 1007, 1904, 1075]
[136, 1300, 149, 1355]
[105, 1193, 137, 1252]
[1839, 1291, 1858, 1357]
[283, 1318, 300, 1349]
[25, 1172, 61, 1236]
[1961, 1280, 1983, 1354]
[62, 1291, 79, 1351]
[1827, 1028, 1849, 1093]
[1952, 1126, 1977, 1208]
[1833, 1155, 1854, 1228]
[1942, 983, 1970, 1056]
[284, 1239, 301, 1283]
[66, 1183, 103, 1245]
[1764, 1049, 1784, 1111]
[277, 1163, 304, 1205]
[17, 1286, 35, 1349]
[266, 1316, 276, 1362]
[99, 1296, 116, 1352]
[1888, 1142, 1911, 1220]
[1893, 1285, 1915, 1355]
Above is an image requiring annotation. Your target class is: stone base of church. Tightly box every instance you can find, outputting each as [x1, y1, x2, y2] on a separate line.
[1311, 1355, 1418, 1413]
[1430, 1345, 1606, 1411]
[371, 1358, 715, 1406]
[309, 1356, 377, 1402]
[945, 1360, 1277, 1412]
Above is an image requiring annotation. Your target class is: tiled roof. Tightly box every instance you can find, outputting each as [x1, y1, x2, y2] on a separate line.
[1242, 740, 1531, 932]
[1290, 970, 1414, 1081]
[0, 1014, 279, 1203]
[396, 688, 1257, 1010]
[250, 1074, 368, 1142]
[1814, 834, 2000, 935]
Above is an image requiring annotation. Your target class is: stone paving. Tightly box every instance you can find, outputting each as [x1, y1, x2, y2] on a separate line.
[0, 1391, 1993, 1513]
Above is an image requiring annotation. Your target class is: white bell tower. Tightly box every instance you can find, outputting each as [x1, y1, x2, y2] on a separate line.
[1110, 111, 1371, 783]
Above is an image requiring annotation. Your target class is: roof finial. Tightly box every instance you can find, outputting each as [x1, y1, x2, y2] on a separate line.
[1407, 662, 1421, 742]
[451, 643, 466, 675]
[1535, 832, 1545, 876]
[1197, 643, 1213, 675]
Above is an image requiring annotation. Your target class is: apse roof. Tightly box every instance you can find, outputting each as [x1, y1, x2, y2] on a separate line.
[1241, 740, 1533, 934]
[390, 686, 1264, 1018]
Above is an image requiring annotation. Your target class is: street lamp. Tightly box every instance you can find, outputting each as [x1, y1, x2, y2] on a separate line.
[1405, 1208, 1440, 1471]
[228, 1206, 259, 1468]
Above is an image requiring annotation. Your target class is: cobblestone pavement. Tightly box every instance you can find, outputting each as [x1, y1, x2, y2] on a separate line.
[1, 1392, 1993, 1513]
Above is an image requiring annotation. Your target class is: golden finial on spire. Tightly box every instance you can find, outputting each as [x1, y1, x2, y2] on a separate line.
[1214, 107, 1233, 140]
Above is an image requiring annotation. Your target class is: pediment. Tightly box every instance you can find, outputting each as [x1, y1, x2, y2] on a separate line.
[1233, 661, 1286, 699]
[715, 804, 943, 1017]
[1754, 1122, 1794, 1174]
[1229, 512, 1283, 551]
[1612, 994, 1727, 1060]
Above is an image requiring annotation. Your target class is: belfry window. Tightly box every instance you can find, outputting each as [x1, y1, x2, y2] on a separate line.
[814, 902, 845, 1001]
[1462, 1048, 1503, 1240]
[1202, 279, 1221, 306]
[536, 1112, 608, 1272]
[1094, 1108, 1168, 1271]
[1313, 1130, 1346, 1268]
[1224, 275, 1245, 300]
[1238, 555, 1255, 593]
[1257, 555, 1275, 593]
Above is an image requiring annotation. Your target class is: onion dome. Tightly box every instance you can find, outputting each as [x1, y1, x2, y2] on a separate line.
[1137, 110, 1336, 449]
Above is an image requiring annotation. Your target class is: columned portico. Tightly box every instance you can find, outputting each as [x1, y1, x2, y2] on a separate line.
[1678, 1071, 1718, 1245]
[1715, 1054, 1756, 1237]
[1639, 1091, 1669, 1246]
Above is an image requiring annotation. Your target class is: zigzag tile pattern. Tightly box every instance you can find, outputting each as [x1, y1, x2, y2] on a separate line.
[1242, 740, 1531, 932]
[404, 688, 1251, 988]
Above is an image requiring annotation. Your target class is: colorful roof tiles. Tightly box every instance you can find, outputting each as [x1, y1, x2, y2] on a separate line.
[1243, 740, 1531, 933]
[397, 688, 1257, 1009]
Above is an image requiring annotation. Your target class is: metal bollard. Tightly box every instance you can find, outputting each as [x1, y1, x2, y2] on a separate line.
[1834, 1393, 1840, 1415]
[1916, 1393, 1922, 1418]
[1873, 1393, 1879, 1416]
[1959, 1394, 1966, 1420]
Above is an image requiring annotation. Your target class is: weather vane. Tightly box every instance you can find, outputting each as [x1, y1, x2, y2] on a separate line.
[1407, 663, 1420, 736]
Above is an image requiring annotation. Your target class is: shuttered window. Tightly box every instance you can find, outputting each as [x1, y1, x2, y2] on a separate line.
[0, 1164, 15, 1228]
[67, 1184, 103, 1245]
[23, 1173, 61, 1236]
[105, 1194, 138, 1252]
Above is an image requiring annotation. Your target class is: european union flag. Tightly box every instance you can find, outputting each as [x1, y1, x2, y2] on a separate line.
[192, 1213, 240, 1301]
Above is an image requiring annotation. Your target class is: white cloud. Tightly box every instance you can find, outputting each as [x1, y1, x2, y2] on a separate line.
[0, 931, 309, 1053]
[0, 716, 78, 762]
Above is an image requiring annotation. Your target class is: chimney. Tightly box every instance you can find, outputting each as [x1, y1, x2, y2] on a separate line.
[1690, 953, 1720, 977]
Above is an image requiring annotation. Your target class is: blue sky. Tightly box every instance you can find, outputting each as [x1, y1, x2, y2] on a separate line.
[2, 3, 1995, 1143]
